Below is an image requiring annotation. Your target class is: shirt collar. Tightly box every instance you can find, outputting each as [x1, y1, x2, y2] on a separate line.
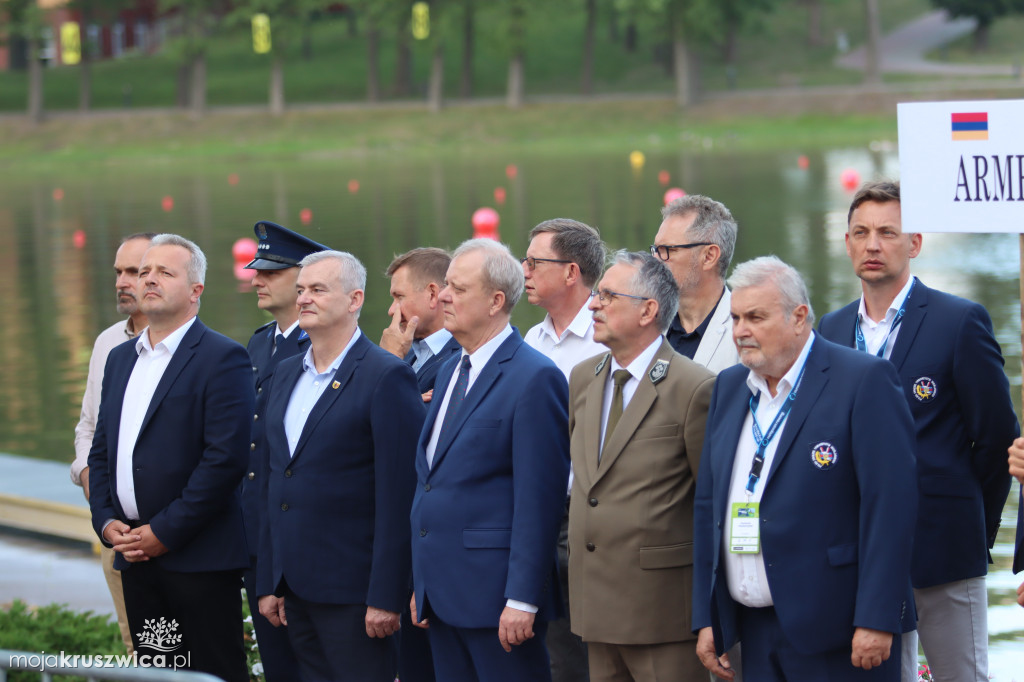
[539, 298, 595, 343]
[301, 328, 362, 375]
[422, 327, 454, 355]
[746, 331, 815, 399]
[278, 319, 301, 338]
[463, 324, 513, 369]
[610, 337, 663, 382]
[857, 275, 914, 327]
[135, 316, 197, 356]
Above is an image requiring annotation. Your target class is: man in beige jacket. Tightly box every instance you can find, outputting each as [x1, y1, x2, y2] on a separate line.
[568, 250, 715, 682]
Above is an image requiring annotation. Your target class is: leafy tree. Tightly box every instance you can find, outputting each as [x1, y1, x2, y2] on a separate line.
[930, 0, 1024, 51]
[226, 0, 329, 116]
[3, 0, 46, 122]
[160, 0, 227, 118]
[66, 0, 128, 111]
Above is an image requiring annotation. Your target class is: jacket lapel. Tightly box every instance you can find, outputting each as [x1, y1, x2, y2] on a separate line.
[583, 353, 612, 485]
[765, 338, 829, 485]
[694, 288, 731, 368]
[430, 332, 520, 472]
[418, 353, 459, 481]
[887, 278, 927, 372]
[291, 334, 368, 461]
[593, 340, 673, 483]
[139, 319, 204, 436]
[712, 373, 752, 523]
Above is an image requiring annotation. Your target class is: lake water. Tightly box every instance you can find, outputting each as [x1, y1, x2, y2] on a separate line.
[0, 146, 1020, 676]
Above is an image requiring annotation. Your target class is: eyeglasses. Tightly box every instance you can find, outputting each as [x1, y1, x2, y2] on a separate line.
[520, 256, 571, 270]
[649, 242, 714, 261]
[590, 289, 650, 305]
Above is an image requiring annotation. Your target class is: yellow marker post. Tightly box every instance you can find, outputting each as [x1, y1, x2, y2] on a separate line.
[252, 14, 272, 54]
[61, 22, 81, 65]
[412, 2, 430, 40]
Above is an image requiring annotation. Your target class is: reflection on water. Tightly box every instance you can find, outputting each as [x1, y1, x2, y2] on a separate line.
[0, 147, 1020, 673]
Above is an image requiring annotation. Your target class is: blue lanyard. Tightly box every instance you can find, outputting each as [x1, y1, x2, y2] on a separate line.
[855, 278, 915, 358]
[745, 359, 808, 497]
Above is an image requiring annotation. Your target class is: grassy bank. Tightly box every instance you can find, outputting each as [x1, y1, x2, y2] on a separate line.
[0, 100, 899, 169]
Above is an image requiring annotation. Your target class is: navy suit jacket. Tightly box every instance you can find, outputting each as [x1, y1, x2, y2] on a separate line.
[242, 322, 311, 556]
[88, 318, 254, 573]
[818, 279, 1018, 588]
[692, 337, 917, 656]
[257, 332, 424, 614]
[407, 335, 462, 394]
[410, 330, 570, 629]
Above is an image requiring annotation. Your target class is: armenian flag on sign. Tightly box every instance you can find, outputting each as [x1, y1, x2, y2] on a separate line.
[951, 112, 989, 141]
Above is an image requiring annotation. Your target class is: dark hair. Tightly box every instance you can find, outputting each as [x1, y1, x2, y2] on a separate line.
[528, 218, 606, 289]
[847, 180, 900, 225]
[386, 247, 451, 288]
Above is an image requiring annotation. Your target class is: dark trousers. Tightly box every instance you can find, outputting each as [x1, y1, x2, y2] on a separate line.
[398, 603, 436, 682]
[428, 614, 551, 682]
[121, 562, 247, 682]
[739, 606, 900, 682]
[283, 587, 397, 682]
[243, 564, 303, 682]
[547, 500, 590, 682]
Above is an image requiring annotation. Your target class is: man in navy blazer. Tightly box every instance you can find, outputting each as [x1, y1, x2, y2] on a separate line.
[241, 220, 327, 681]
[257, 250, 424, 681]
[381, 247, 462, 398]
[409, 239, 570, 681]
[818, 181, 1018, 681]
[88, 234, 253, 682]
[693, 256, 917, 681]
[379, 247, 461, 682]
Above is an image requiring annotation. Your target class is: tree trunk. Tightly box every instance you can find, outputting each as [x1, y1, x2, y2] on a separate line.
[176, 63, 191, 108]
[806, 0, 823, 47]
[367, 20, 380, 102]
[27, 38, 44, 124]
[672, 34, 692, 109]
[625, 20, 637, 53]
[459, 0, 474, 97]
[395, 15, 412, 97]
[189, 53, 206, 119]
[972, 21, 991, 52]
[722, 22, 738, 65]
[863, 0, 882, 85]
[507, 53, 524, 108]
[269, 53, 284, 116]
[301, 11, 313, 60]
[428, 46, 444, 112]
[581, 0, 596, 94]
[79, 55, 92, 112]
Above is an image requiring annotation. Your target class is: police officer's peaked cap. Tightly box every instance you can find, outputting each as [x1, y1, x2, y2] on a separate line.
[244, 221, 330, 270]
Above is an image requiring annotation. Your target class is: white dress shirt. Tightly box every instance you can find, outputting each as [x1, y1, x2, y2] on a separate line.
[283, 329, 362, 457]
[723, 331, 815, 607]
[72, 317, 138, 486]
[598, 337, 662, 453]
[524, 300, 605, 492]
[116, 317, 197, 520]
[856, 275, 915, 360]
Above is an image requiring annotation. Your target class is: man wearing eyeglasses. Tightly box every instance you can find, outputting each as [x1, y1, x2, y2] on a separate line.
[567, 250, 715, 681]
[652, 195, 739, 374]
[521, 218, 608, 682]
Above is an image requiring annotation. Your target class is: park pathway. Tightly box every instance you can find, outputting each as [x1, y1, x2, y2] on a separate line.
[837, 9, 1016, 77]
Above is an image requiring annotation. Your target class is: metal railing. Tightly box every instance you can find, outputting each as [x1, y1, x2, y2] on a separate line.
[0, 650, 222, 682]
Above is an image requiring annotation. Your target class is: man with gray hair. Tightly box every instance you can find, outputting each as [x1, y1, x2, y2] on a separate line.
[521, 218, 607, 682]
[257, 250, 424, 681]
[567, 251, 715, 681]
[652, 195, 739, 373]
[693, 256, 917, 681]
[409, 239, 570, 681]
[88, 234, 254, 681]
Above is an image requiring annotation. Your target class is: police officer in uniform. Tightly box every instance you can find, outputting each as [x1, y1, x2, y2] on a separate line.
[241, 220, 328, 681]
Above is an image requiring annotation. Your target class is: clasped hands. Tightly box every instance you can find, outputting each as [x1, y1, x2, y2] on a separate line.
[102, 521, 167, 563]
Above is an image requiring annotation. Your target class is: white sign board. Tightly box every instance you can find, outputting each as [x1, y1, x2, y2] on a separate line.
[898, 99, 1024, 233]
